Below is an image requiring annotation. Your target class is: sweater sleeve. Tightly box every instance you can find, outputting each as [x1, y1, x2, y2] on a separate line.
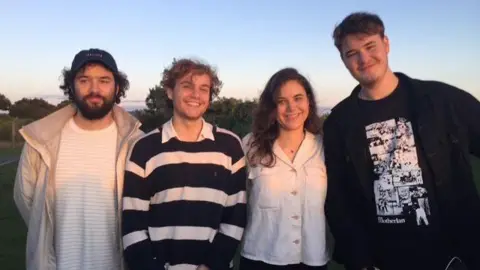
[448, 83, 480, 158]
[446, 84, 480, 269]
[204, 138, 247, 270]
[122, 138, 161, 270]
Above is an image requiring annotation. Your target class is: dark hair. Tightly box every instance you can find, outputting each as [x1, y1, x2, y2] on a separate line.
[160, 58, 222, 109]
[333, 12, 385, 51]
[247, 67, 323, 168]
[59, 63, 130, 104]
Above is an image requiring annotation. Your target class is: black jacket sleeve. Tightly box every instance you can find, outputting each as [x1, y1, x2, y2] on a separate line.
[446, 84, 480, 269]
[323, 116, 375, 270]
[449, 85, 480, 158]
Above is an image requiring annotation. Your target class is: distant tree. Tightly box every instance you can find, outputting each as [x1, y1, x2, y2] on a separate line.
[56, 99, 71, 109]
[140, 83, 258, 137]
[0, 93, 12, 111]
[140, 85, 172, 131]
[230, 99, 257, 137]
[205, 97, 242, 127]
[205, 97, 257, 137]
[145, 85, 170, 116]
[9, 98, 56, 120]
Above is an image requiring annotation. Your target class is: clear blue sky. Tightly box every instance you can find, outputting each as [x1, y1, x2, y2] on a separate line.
[0, 0, 478, 108]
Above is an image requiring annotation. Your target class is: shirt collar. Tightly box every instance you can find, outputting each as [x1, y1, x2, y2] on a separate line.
[272, 130, 318, 168]
[161, 118, 215, 143]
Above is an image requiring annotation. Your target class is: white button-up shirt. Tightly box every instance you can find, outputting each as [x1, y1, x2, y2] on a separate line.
[240, 131, 330, 266]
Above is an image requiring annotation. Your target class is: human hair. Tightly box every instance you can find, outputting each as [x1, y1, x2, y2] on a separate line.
[59, 63, 129, 104]
[332, 12, 385, 51]
[247, 67, 323, 168]
[160, 58, 223, 108]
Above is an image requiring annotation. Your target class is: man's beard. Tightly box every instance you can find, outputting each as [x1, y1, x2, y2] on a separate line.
[74, 93, 115, 120]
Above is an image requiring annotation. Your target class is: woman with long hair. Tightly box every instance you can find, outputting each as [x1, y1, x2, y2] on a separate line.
[239, 67, 330, 270]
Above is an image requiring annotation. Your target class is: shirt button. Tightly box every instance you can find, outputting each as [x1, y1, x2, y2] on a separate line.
[293, 239, 300, 244]
[291, 190, 298, 195]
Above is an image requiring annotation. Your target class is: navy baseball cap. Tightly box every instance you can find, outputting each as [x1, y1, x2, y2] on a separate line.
[71, 48, 118, 74]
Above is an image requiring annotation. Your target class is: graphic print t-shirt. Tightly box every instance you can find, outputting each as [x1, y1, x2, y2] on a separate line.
[358, 83, 447, 268]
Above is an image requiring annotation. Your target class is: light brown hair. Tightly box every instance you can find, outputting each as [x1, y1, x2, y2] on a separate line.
[160, 58, 222, 108]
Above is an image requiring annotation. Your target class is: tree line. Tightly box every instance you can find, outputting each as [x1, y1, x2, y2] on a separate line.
[135, 84, 260, 137]
[0, 85, 328, 141]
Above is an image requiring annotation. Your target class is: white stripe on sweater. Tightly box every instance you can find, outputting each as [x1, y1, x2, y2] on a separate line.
[123, 188, 247, 211]
[144, 151, 232, 178]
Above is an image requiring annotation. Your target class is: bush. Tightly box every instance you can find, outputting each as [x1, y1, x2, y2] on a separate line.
[0, 117, 33, 143]
[0, 120, 12, 141]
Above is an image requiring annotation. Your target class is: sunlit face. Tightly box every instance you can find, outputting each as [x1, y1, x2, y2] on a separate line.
[167, 72, 211, 121]
[276, 80, 310, 132]
[73, 63, 117, 120]
[341, 33, 390, 87]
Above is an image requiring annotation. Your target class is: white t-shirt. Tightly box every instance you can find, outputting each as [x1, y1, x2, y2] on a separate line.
[54, 118, 119, 270]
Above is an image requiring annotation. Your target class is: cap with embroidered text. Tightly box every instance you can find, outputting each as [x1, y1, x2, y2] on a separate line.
[71, 48, 118, 74]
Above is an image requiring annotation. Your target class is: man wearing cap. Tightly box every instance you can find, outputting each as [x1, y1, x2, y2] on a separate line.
[13, 48, 144, 270]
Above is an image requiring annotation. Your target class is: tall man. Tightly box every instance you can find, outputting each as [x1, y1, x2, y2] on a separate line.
[323, 12, 480, 270]
[122, 58, 247, 270]
[13, 48, 144, 270]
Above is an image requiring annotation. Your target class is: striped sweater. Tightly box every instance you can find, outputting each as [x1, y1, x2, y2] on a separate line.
[122, 120, 247, 270]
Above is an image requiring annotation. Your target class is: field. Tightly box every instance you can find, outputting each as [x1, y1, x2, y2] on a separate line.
[0, 149, 479, 270]
[0, 147, 25, 270]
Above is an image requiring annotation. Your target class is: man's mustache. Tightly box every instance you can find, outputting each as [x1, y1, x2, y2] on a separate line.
[83, 94, 105, 101]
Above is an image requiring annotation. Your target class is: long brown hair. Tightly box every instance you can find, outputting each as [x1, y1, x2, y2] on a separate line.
[247, 67, 323, 168]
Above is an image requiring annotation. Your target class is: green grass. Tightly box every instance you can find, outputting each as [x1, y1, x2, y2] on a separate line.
[0, 157, 479, 270]
[0, 146, 22, 160]
[0, 162, 26, 270]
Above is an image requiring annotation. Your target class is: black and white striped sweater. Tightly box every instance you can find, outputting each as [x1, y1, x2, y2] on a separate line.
[121, 120, 247, 270]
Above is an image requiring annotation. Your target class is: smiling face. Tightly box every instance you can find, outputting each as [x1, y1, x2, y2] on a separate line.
[167, 72, 211, 121]
[73, 63, 117, 120]
[341, 33, 390, 87]
[275, 80, 310, 132]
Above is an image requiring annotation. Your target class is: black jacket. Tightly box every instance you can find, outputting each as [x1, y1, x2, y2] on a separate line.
[323, 72, 480, 270]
